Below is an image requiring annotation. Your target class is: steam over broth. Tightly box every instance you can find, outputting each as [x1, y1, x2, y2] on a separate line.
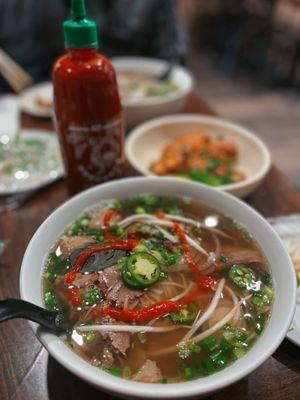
[42, 196, 273, 383]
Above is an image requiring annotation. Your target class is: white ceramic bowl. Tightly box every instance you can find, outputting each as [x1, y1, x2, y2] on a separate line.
[20, 177, 296, 399]
[125, 114, 272, 198]
[112, 57, 193, 128]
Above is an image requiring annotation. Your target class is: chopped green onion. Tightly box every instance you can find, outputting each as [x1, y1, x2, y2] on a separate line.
[110, 365, 122, 377]
[84, 288, 102, 306]
[220, 255, 228, 263]
[201, 337, 217, 350]
[234, 340, 248, 349]
[233, 348, 246, 359]
[44, 290, 59, 311]
[137, 332, 147, 344]
[255, 312, 268, 334]
[160, 249, 180, 266]
[214, 354, 229, 368]
[219, 339, 232, 354]
[135, 206, 146, 214]
[170, 304, 199, 324]
[109, 195, 183, 215]
[122, 366, 132, 380]
[261, 272, 271, 285]
[110, 226, 124, 237]
[252, 286, 273, 308]
[44, 253, 70, 282]
[178, 341, 201, 359]
[229, 264, 255, 289]
[209, 347, 223, 362]
[234, 329, 247, 342]
[86, 333, 96, 342]
[184, 367, 197, 380]
[200, 359, 215, 376]
[209, 347, 229, 369]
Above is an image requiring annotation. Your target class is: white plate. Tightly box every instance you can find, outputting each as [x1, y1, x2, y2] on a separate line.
[0, 129, 64, 195]
[125, 114, 271, 198]
[288, 294, 300, 346]
[20, 82, 53, 118]
[268, 214, 300, 346]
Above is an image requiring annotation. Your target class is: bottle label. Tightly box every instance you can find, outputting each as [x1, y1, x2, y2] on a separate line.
[58, 114, 124, 185]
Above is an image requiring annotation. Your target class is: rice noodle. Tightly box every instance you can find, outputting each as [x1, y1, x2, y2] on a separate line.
[170, 281, 195, 302]
[107, 281, 122, 299]
[151, 288, 164, 295]
[118, 214, 155, 228]
[192, 308, 202, 328]
[123, 295, 129, 309]
[119, 213, 209, 257]
[128, 299, 140, 310]
[149, 295, 252, 357]
[180, 272, 188, 290]
[76, 324, 190, 334]
[168, 264, 189, 273]
[164, 214, 232, 239]
[188, 295, 252, 344]
[159, 282, 184, 289]
[156, 226, 178, 243]
[161, 281, 171, 299]
[212, 232, 221, 260]
[144, 219, 175, 228]
[76, 306, 94, 325]
[181, 278, 225, 342]
[200, 252, 217, 273]
[185, 235, 208, 256]
[144, 293, 157, 305]
[224, 285, 240, 324]
[119, 214, 173, 229]
[200, 232, 221, 274]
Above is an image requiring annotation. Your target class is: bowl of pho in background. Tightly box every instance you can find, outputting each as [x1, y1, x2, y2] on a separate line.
[20, 177, 296, 399]
[112, 57, 193, 128]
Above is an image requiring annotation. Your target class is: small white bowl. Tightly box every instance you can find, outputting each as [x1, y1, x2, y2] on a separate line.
[20, 177, 296, 399]
[125, 114, 271, 198]
[112, 57, 193, 128]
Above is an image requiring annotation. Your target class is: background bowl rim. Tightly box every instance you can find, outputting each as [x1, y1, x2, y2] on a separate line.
[112, 56, 194, 107]
[125, 114, 272, 192]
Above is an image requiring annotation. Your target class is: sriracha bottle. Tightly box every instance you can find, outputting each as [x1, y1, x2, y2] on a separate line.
[53, 0, 124, 194]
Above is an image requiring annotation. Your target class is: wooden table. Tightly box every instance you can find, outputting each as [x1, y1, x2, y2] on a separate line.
[0, 93, 299, 400]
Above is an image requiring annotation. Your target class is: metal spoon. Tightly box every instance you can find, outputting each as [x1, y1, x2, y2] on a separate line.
[0, 298, 70, 333]
[157, 58, 177, 82]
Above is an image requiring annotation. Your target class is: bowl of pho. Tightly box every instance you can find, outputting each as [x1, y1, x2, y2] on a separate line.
[112, 57, 193, 128]
[20, 177, 296, 399]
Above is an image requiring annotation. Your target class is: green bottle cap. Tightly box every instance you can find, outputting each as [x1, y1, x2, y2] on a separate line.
[63, 0, 99, 48]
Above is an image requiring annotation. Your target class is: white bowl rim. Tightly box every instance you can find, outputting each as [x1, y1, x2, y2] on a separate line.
[19, 177, 296, 399]
[112, 56, 193, 107]
[125, 114, 272, 192]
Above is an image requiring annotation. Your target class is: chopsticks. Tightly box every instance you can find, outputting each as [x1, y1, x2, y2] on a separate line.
[0, 48, 33, 93]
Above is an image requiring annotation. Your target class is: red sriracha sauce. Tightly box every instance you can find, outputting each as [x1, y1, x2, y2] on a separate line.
[53, 0, 124, 194]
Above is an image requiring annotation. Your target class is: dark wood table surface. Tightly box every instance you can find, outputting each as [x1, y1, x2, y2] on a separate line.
[0, 93, 299, 400]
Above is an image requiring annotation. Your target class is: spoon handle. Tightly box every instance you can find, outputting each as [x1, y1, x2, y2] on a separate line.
[0, 298, 65, 332]
[158, 58, 177, 81]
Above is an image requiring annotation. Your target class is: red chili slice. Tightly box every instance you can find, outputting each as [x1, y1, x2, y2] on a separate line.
[103, 210, 120, 228]
[64, 240, 138, 285]
[93, 300, 182, 323]
[155, 213, 215, 290]
[67, 287, 83, 307]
